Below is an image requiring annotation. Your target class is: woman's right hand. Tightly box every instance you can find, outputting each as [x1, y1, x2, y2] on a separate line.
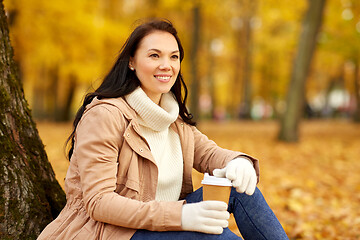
[181, 201, 230, 234]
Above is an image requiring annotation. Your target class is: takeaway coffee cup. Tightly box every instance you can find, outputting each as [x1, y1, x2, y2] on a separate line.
[201, 173, 232, 203]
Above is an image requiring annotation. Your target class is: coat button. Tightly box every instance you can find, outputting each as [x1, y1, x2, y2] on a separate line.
[139, 148, 143, 152]
[126, 133, 130, 138]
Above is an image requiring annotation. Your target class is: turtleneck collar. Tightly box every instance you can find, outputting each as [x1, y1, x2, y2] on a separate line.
[125, 87, 179, 132]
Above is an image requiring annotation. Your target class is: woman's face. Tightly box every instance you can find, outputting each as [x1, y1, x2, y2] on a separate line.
[129, 31, 180, 104]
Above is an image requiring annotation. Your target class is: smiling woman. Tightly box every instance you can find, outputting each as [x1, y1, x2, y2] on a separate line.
[37, 19, 288, 240]
[129, 31, 180, 104]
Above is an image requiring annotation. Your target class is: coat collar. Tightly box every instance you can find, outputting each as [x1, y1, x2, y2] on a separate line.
[86, 96, 184, 133]
[84, 96, 188, 173]
[85, 96, 136, 120]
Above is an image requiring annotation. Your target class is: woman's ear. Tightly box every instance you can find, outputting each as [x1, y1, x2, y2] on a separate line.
[129, 58, 135, 71]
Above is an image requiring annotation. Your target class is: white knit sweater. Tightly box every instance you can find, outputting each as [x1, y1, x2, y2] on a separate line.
[125, 88, 183, 201]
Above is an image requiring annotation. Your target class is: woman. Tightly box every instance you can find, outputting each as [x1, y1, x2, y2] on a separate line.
[38, 19, 288, 240]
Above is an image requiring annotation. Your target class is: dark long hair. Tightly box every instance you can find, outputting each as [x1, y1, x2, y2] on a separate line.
[66, 19, 195, 160]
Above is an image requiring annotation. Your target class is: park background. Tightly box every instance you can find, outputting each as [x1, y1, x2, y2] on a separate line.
[3, 0, 360, 239]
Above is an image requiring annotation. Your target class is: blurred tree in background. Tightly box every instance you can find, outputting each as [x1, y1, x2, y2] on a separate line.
[189, 2, 201, 121]
[279, 0, 326, 142]
[3, 0, 360, 126]
[315, 0, 360, 122]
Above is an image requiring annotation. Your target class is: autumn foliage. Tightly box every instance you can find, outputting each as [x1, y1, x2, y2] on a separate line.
[4, 0, 360, 122]
[37, 120, 360, 239]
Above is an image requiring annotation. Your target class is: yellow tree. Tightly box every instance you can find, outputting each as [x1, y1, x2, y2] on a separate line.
[314, 0, 360, 121]
[253, 0, 306, 118]
[5, 0, 105, 120]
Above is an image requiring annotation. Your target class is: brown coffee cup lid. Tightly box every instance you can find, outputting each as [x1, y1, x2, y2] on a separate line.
[201, 173, 232, 186]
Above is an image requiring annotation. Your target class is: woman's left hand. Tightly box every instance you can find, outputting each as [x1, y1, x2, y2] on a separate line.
[213, 158, 257, 195]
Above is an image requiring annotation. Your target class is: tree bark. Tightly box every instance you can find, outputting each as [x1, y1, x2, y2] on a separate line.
[278, 0, 326, 142]
[0, 1, 66, 239]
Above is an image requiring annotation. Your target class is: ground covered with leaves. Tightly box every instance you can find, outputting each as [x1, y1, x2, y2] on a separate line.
[37, 120, 360, 239]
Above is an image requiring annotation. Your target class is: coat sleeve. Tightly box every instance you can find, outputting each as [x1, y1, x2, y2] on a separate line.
[74, 104, 184, 231]
[191, 126, 260, 183]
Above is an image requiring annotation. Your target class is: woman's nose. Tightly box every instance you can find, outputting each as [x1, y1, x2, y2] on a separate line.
[159, 59, 171, 70]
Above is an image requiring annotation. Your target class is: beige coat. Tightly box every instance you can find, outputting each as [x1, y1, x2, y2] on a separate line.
[37, 97, 259, 240]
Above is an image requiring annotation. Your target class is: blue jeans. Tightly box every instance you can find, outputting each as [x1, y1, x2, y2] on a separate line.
[131, 187, 288, 240]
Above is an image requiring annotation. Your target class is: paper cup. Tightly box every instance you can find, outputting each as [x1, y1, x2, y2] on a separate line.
[201, 173, 232, 203]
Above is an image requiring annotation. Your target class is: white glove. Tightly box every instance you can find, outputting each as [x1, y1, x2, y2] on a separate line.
[181, 201, 230, 234]
[213, 157, 257, 195]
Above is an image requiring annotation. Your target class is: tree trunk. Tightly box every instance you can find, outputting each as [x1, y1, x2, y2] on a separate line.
[231, 23, 245, 119]
[208, 54, 216, 119]
[60, 74, 77, 122]
[32, 83, 45, 119]
[354, 58, 360, 122]
[231, 0, 256, 119]
[231, 28, 243, 118]
[239, 14, 253, 119]
[323, 75, 337, 118]
[49, 65, 60, 121]
[0, 1, 66, 239]
[32, 66, 47, 119]
[278, 0, 326, 142]
[189, 4, 200, 121]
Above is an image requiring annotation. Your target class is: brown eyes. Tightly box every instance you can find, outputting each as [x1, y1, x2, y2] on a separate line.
[149, 53, 159, 58]
[149, 54, 179, 60]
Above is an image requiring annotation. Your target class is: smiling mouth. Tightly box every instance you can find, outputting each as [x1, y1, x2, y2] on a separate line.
[154, 75, 171, 82]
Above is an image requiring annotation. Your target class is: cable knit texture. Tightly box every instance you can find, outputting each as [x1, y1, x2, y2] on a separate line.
[125, 87, 183, 201]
